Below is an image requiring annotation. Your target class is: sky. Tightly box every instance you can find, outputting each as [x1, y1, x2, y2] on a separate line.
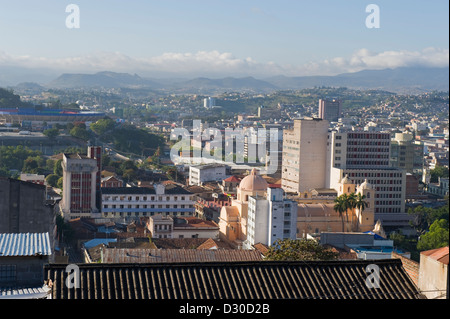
[0, 0, 448, 78]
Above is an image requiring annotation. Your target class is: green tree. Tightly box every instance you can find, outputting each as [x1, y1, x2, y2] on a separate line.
[333, 195, 348, 232]
[22, 156, 45, 174]
[430, 166, 449, 183]
[45, 174, 60, 188]
[264, 239, 339, 261]
[408, 204, 449, 236]
[69, 126, 90, 141]
[43, 128, 59, 139]
[54, 159, 63, 176]
[417, 219, 449, 251]
[90, 118, 115, 136]
[57, 176, 64, 189]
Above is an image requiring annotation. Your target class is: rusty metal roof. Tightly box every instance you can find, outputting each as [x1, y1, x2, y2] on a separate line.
[44, 259, 422, 299]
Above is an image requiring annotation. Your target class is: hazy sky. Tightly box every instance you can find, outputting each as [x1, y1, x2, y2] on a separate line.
[0, 0, 448, 77]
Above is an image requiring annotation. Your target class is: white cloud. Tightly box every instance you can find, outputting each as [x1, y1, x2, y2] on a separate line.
[0, 47, 448, 78]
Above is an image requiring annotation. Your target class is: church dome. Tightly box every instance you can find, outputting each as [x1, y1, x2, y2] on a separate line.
[359, 179, 373, 190]
[239, 168, 268, 192]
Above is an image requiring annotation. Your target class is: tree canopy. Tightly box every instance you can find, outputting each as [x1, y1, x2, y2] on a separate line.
[264, 239, 339, 261]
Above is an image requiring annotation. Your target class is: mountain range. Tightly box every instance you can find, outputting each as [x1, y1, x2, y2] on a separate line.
[2, 67, 449, 94]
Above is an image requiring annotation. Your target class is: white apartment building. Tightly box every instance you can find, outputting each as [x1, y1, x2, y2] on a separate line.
[246, 187, 298, 249]
[281, 118, 330, 193]
[101, 184, 195, 219]
[189, 164, 227, 186]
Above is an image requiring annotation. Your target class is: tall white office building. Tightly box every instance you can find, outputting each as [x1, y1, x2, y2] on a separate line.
[281, 118, 330, 193]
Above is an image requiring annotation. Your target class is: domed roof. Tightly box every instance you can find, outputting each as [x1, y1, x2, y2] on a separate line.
[239, 168, 268, 192]
[340, 174, 353, 184]
[359, 179, 373, 190]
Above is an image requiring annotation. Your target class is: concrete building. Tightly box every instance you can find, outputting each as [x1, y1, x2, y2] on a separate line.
[418, 246, 449, 299]
[147, 215, 219, 239]
[390, 132, 424, 175]
[426, 177, 449, 198]
[61, 152, 99, 220]
[327, 130, 391, 171]
[327, 130, 408, 228]
[296, 176, 376, 237]
[318, 98, 341, 122]
[87, 146, 102, 209]
[329, 167, 407, 227]
[281, 118, 329, 193]
[101, 184, 195, 220]
[246, 187, 298, 249]
[203, 97, 215, 109]
[0, 232, 53, 288]
[189, 164, 227, 186]
[0, 177, 56, 235]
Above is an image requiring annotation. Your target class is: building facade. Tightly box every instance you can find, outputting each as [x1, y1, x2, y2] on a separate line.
[219, 169, 268, 248]
[282, 118, 330, 193]
[318, 98, 341, 122]
[61, 153, 98, 220]
[246, 187, 298, 249]
[390, 132, 424, 175]
[101, 184, 195, 219]
[327, 130, 408, 228]
[189, 164, 227, 186]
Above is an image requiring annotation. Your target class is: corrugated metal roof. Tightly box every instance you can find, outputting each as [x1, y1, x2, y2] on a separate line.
[44, 259, 423, 299]
[0, 233, 51, 257]
[102, 248, 263, 263]
[0, 286, 51, 299]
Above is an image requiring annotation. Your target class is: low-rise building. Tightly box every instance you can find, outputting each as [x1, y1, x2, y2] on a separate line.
[19, 173, 45, 185]
[189, 164, 227, 186]
[101, 184, 195, 219]
[147, 215, 219, 239]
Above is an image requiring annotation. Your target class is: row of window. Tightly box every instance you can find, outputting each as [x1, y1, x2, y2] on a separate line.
[103, 204, 194, 209]
[347, 172, 403, 178]
[375, 207, 402, 213]
[103, 195, 193, 202]
[102, 211, 194, 217]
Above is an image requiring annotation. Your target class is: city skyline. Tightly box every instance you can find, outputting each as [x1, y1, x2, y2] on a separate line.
[0, 0, 448, 78]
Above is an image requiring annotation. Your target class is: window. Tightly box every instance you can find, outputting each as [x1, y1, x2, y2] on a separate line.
[0, 265, 16, 283]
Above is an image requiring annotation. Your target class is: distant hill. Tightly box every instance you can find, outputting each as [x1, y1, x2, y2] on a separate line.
[31, 66, 450, 93]
[47, 71, 163, 89]
[172, 76, 277, 92]
[265, 67, 449, 93]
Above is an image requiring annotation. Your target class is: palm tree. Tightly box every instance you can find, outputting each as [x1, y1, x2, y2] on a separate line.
[333, 195, 348, 232]
[346, 192, 357, 230]
[355, 193, 369, 213]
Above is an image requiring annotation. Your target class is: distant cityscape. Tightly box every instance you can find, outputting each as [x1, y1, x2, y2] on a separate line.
[0, 80, 448, 301]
